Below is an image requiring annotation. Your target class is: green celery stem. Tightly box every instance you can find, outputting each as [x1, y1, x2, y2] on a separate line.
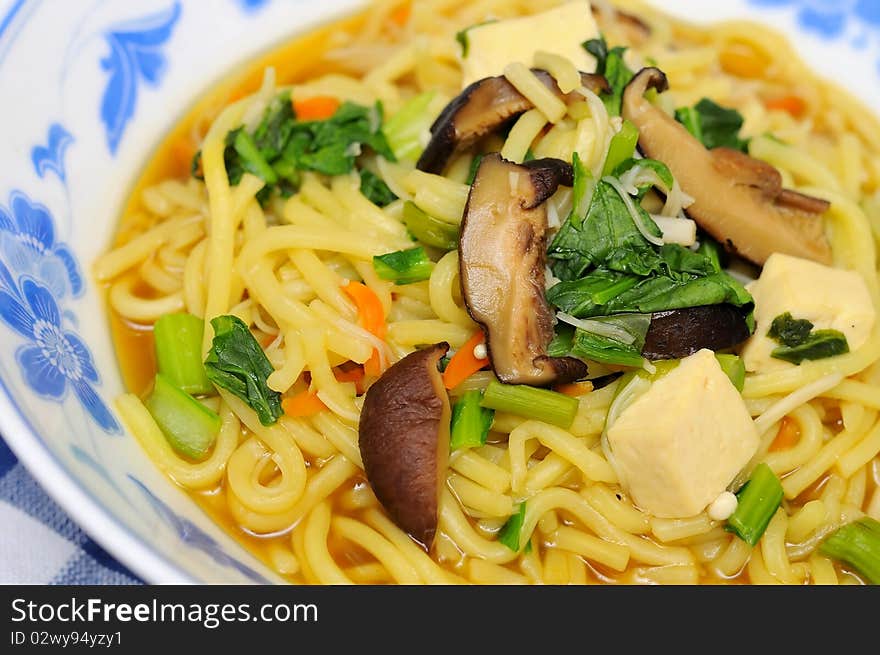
[450, 390, 493, 450]
[480, 380, 578, 429]
[153, 313, 214, 395]
[819, 517, 880, 584]
[726, 463, 783, 546]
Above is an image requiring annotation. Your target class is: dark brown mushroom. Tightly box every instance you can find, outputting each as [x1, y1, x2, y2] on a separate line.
[460, 154, 588, 386]
[358, 343, 450, 549]
[417, 70, 609, 174]
[642, 305, 752, 361]
[621, 67, 832, 266]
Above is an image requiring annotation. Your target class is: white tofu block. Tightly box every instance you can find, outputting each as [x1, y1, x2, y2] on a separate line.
[741, 253, 876, 373]
[460, 1, 599, 88]
[607, 349, 760, 518]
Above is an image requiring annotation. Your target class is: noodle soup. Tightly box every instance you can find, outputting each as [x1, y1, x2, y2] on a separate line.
[96, 0, 880, 585]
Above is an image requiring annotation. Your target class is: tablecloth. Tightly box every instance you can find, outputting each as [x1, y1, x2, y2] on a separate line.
[0, 436, 142, 585]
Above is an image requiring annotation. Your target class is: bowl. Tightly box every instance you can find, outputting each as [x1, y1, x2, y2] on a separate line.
[0, 0, 877, 584]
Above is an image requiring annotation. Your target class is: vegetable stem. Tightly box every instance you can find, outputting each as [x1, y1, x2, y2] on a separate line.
[480, 380, 579, 429]
[726, 463, 783, 546]
[498, 502, 527, 551]
[819, 517, 880, 584]
[402, 201, 459, 250]
[153, 313, 213, 395]
[372, 247, 434, 284]
[144, 373, 221, 460]
[450, 390, 494, 450]
[602, 120, 639, 177]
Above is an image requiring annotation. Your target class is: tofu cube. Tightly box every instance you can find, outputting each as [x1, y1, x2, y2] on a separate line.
[460, 1, 599, 88]
[741, 253, 876, 374]
[607, 349, 760, 518]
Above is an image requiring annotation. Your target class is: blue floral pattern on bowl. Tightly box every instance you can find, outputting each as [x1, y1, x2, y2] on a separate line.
[100, 2, 181, 154]
[0, 264, 119, 433]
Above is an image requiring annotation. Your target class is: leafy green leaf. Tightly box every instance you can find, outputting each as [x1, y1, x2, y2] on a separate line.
[569, 314, 652, 368]
[549, 180, 662, 280]
[197, 95, 396, 205]
[583, 36, 634, 116]
[612, 157, 674, 194]
[498, 503, 527, 551]
[767, 312, 849, 364]
[204, 315, 282, 426]
[359, 169, 397, 206]
[675, 98, 749, 152]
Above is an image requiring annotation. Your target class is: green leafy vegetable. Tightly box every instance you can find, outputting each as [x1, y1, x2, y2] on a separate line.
[450, 390, 495, 450]
[602, 120, 640, 176]
[767, 312, 814, 347]
[674, 98, 749, 152]
[196, 92, 395, 205]
[548, 179, 663, 280]
[402, 200, 459, 250]
[153, 313, 213, 396]
[583, 36, 634, 116]
[568, 313, 652, 368]
[204, 315, 283, 426]
[673, 106, 703, 143]
[383, 92, 438, 162]
[696, 234, 725, 273]
[498, 502, 527, 551]
[715, 354, 745, 392]
[372, 246, 434, 284]
[144, 373, 221, 461]
[359, 169, 397, 206]
[726, 463, 783, 546]
[612, 157, 674, 196]
[819, 517, 880, 584]
[766, 312, 849, 365]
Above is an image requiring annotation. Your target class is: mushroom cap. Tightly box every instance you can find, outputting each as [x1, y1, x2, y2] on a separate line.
[358, 343, 450, 549]
[459, 153, 588, 385]
[642, 305, 752, 361]
[417, 70, 608, 174]
[621, 67, 832, 266]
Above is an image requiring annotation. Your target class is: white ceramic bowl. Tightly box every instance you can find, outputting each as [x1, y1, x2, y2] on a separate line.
[0, 0, 877, 584]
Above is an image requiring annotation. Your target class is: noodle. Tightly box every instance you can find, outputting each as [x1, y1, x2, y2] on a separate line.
[101, 0, 880, 584]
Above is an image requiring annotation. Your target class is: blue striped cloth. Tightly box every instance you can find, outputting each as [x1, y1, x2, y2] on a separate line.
[0, 435, 142, 584]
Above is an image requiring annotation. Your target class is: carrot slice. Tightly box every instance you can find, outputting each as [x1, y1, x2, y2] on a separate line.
[769, 416, 800, 452]
[442, 330, 488, 390]
[334, 363, 366, 394]
[343, 280, 387, 376]
[294, 96, 341, 121]
[554, 381, 594, 397]
[282, 390, 327, 417]
[765, 95, 806, 118]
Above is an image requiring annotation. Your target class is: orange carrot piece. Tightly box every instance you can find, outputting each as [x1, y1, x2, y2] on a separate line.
[769, 416, 800, 452]
[334, 363, 366, 394]
[293, 96, 341, 121]
[442, 330, 488, 390]
[343, 281, 387, 338]
[765, 95, 806, 118]
[554, 381, 594, 397]
[343, 280, 387, 375]
[390, 2, 411, 26]
[282, 390, 327, 417]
